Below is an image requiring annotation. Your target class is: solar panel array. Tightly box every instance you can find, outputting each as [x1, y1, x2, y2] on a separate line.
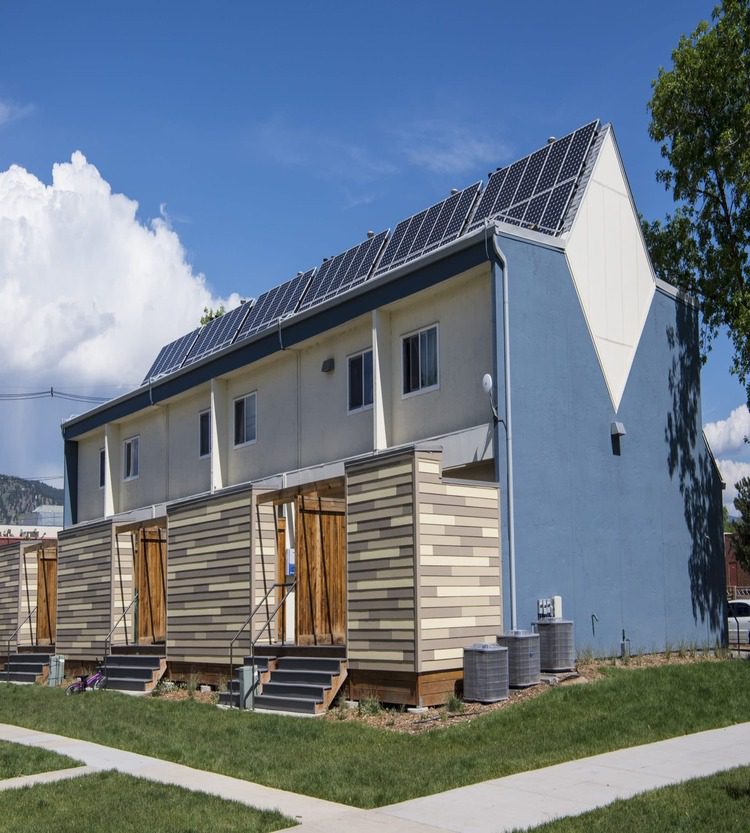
[297, 230, 388, 312]
[375, 182, 481, 276]
[235, 268, 315, 340]
[468, 120, 598, 235]
[184, 302, 253, 366]
[143, 328, 202, 382]
[143, 120, 603, 384]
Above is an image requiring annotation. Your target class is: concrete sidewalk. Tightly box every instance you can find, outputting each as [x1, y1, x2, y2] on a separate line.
[2, 721, 750, 833]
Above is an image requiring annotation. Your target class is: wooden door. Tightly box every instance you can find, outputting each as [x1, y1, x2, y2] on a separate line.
[296, 496, 346, 645]
[136, 527, 167, 644]
[36, 546, 57, 645]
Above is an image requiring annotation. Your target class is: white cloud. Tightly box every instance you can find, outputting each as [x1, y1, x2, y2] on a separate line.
[0, 152, 233, 478]
[393, 120, 512, 176]
[0, 98, 34, 127]
[716, 459, 750, 514]
[704, 405, 750, 457]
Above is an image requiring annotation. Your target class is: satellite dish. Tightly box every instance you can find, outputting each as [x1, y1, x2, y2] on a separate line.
[482, 373, 493, 395]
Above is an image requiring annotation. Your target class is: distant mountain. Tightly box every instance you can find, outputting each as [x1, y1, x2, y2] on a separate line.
[0, 475, 64, 525]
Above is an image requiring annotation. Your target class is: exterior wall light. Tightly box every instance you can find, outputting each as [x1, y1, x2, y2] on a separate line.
[321, 358, 335, 373]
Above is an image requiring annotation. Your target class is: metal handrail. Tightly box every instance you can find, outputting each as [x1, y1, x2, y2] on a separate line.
[5, 607, 36, 684]
[103, 592, 138, 658]
[228, 580, 296, 703]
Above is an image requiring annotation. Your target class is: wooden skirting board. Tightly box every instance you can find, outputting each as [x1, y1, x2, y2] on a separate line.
[347, 668, 462, 707]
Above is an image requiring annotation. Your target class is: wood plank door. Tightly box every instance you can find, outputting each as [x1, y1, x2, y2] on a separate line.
[136, 526, 167, 644]
[296, 496, 346, 645]
[36, 546, 57, 645]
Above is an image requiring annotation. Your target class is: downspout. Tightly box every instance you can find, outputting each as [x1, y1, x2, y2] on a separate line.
[487, 228, 518, 631]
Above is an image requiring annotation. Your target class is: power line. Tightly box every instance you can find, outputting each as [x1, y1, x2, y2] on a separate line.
[0, 387, 107, 404]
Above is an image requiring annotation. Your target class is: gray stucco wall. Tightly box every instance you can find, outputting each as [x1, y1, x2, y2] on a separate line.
[495, 235, 725, 654]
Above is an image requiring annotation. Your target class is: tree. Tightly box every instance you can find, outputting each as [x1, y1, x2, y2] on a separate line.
[645, 0, 750, 400]
[733, 476, 750, 570]
[200, 305, 225, 325]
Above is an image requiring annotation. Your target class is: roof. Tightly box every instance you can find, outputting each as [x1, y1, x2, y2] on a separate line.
[64, 119, 608, 438]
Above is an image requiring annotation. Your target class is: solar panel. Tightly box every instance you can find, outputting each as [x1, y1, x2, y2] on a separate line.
[142, 328, 201, 383]
[236, 269, 315, 341]
[468, 120, 599, 235]
[376, 182, 480, 275]
[298, 231, 388, 311]
[183, 302, 253, 366]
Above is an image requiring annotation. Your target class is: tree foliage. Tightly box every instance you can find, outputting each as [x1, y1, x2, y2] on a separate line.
[200, 305, 225, 325]
[645, 0, 750, 399]
[733, 476, 750, 570]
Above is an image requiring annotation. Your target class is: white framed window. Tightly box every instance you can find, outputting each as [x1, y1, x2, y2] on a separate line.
[199, 410, 211, 458]
[233, 392, 257, 447]
[348, 349, 373, 413]
[402, 324, 439, 396]
[123, 436, 139, 481]
[99, 448, 105, 490]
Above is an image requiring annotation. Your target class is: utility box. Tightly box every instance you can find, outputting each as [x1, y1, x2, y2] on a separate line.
[238, 664, 259, 710]
[48, 655, 65, 687]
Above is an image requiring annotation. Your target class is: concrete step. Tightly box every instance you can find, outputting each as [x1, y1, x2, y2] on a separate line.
[3, 671, 39, 684]
[218, 691, 239, 707]
[104, 655, 162, 669]
[6, 661, 47, 676]
[103, 676, 150, 692]
[274, 656, 341, 673]
[253, 693, 320, 714]
[11, 653, 52, 665]
[262, 681, 327, 700]
[270, 668, 337, 686]
[102, 665, 155, 681]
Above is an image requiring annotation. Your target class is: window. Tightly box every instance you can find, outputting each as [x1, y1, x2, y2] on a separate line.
[199, 410, 211, 458]
[234, 392, 257, 446]
[348, 349, 373, 413]
[402, 324, 438, 395]
[123, 436, 139, 480]
[99, 448, 105, 489]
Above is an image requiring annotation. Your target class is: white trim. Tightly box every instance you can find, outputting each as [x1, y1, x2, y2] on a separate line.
[347, 347, 374, 415]
[400, 323, 440, 399]
[122, 435, 139, 481]
[233, 391, 258, 448]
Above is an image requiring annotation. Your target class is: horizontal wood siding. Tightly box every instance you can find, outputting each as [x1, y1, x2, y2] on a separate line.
[346, 452, 416, 673]
[57, 523, 113, 660]
[0, 545, 20, 647]
[112, 530, 135, 645]
[252, 497, 277, 643]
[167, 490, 252, 664]
[416, 451, 501, 673]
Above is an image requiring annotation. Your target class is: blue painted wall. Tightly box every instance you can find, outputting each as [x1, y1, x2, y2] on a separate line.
[494, 235, 725, 654]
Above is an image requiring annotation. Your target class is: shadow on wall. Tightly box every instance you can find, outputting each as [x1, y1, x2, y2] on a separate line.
[665, 301, 725, 637]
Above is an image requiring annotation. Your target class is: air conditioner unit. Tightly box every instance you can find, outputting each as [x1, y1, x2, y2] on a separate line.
[496, 630, 541, 687]
[536, 619, 575, 672]
[463, 643, 508, 703]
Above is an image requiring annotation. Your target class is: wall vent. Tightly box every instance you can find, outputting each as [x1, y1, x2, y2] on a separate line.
[536, 619, 575, 672]
[496, 630, 541, 687]
[463, 643, 509, 703]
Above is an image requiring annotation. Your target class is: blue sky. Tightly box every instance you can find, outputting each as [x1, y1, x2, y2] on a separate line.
[0, 0, 746, 497]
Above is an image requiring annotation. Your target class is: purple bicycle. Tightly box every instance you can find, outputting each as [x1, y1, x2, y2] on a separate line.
[65, 661, 106, 694]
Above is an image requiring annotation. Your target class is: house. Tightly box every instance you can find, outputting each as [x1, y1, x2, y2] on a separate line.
[51, 119, 725, 708]
[725, 533, 750, 594]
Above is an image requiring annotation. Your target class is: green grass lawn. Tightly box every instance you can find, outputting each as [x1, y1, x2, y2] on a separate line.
[0, 770, 293, 833]
[516, 766, 750, 833]
[0, 660, 747, 808]
[0, 738, 79, 779]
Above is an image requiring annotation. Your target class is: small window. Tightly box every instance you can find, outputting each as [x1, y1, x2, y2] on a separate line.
[348, 349, 373, 413]
[402, 324, 438, 396]
[123, 436, 139, 481]
[199, 410, 211, 458]
[99, 448, 105, 489]
[234, 392, 257, 447]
